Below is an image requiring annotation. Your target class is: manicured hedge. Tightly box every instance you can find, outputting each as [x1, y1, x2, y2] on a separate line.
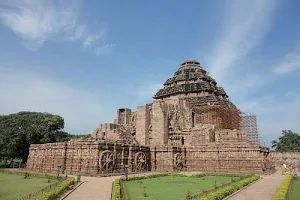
[191, 172, 248, 178]
[34, 176, 75, 200]
[198, 175, 260, 200]
[125, 173, 170, 181]
[273, 175, 292, 200]
[0, 169, 60, 180]
[113, 179, 121, 200]
[124, 172, 247, 182]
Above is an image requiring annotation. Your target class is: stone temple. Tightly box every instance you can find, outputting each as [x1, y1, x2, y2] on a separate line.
[26, 60, 274, 175]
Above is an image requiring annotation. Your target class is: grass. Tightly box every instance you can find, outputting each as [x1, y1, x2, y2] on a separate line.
[123, 175, 240, 200]
[0, 172, 57, 200]
[290, 179, 300, 200]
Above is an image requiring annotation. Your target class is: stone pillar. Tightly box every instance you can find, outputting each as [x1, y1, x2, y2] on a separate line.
[121, 146, 124, 167]
[150, 146, 157, 171]
[113, 142, 117, 172]
[136, 105, 150, 145]
[181, 146, 186, 170]
[128, 145, 132, 172]
[151, 101, 169, 146]
[117, 108, 132, 125]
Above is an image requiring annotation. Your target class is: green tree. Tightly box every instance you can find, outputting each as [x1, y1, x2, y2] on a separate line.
[68, 134, 91, 139]
[271, 130, 300, 151]
[0, 112, 70, 161]
[12, 158, 23, 168]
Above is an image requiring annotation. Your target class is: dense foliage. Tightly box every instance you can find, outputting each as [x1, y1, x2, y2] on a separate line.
[273, 175, 292, 200]
[0, 112, 90, 161]
[271, 130, 300, 151]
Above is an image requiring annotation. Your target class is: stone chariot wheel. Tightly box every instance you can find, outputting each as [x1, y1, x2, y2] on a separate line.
[99, 150, 114, 171]
[174, 153, 184, 171]
[134, 151, 147, 170]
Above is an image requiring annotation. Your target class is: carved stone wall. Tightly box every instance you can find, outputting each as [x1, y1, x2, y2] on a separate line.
[27, 142, 67, 174]
[185, 144, 273, 174]
[270, 151, 300, 168]
[27, 139, 274, 175]
[27, 139, 151, 175]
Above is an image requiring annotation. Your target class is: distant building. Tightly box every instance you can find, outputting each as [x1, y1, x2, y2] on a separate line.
[240, 113, 260, 145]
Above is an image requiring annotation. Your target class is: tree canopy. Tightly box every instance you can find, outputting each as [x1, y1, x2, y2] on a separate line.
[0, 112, 90, 161]
[271, 130, 300, 151]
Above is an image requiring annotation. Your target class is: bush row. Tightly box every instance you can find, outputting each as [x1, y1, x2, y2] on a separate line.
[124, 173, 170, 181]
[123, 172, 247, 182]
[0, 169, 61, 180]
[191, 172, 249, 178]
[34, 176, 75, 200]
[113, 179, 121, 200]
[198, 175, 260, 200]
[273, 175, 292, 200]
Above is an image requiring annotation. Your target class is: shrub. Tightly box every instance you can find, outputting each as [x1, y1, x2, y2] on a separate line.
[191, 172, 247, 179]
[273, 175, 292, 200]
[113, 179, 121, 200]
[185, 190, 193, 200]
[24, 172, 29, 179]
[0, 157, 8, 168]
[143, 191, 149, 197]
[34, 177, 75, 200]
[214, 180, 217, 190]
[198, 175, 260, 200]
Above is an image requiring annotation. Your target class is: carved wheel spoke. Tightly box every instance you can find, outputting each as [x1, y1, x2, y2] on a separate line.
[100, 150, 114, 171]
[134, 152, 147, 170]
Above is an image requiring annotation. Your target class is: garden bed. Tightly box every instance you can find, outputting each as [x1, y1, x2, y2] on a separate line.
[113, 173, 259, 200]
[0, 169, 75, 200]
[0, 172, 57, 200]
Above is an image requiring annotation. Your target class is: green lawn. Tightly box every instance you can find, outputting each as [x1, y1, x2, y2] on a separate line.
[123, 175, 240, 200]
[0, 173, 57, 200]
[290, 179, 300, 200]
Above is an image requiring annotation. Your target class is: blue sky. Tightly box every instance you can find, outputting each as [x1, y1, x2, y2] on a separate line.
[0, 0, 300, 147]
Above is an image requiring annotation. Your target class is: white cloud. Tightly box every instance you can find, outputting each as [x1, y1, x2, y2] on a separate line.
[224, 73, 269, 101]
[208, 0, 277, 82]
[69, 24, 86, 40]
[0, 0, 108, 50]
[237, 93, 300, 146]
[273, 48, 300, 74]
[94, 44, 116, 56]
[0, 67, 114, 134]
[83, 25, 108, 48]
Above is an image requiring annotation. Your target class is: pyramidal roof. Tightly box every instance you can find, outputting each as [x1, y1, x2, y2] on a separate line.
[153, 60, 233, 107]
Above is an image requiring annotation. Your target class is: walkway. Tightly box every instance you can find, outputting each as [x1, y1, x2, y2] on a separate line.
[226, 171, 286, 200]
[61, 172, 157, 200]
[63, 176, 119, 200]
[62, 171, 287, 200]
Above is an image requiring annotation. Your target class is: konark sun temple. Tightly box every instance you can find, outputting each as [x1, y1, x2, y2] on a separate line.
[27, 60, 274, 175]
